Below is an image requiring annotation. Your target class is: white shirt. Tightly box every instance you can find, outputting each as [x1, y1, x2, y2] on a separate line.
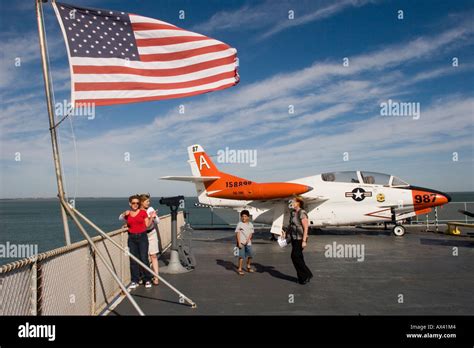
[235, 221, 254, 246]
[146, 206, 160, 230]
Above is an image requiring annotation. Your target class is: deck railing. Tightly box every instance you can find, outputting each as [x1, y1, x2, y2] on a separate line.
[0, 212, 184, 315]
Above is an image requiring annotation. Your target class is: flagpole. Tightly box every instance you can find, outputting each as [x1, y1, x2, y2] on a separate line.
[36, 0, 71, 245]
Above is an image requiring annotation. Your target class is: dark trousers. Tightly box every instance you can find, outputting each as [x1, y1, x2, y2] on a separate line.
[291, 239, 313, 283]
[128, 232, 150, 283]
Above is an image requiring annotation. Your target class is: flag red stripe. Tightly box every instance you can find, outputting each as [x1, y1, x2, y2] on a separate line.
[75, 82, 237, 106]
[136, 36, 210, 47]
[75, 71, 236, 91]
[72, 55, 236, 76]
[140, 44, 230, 62]
[131, 22, 182, 31]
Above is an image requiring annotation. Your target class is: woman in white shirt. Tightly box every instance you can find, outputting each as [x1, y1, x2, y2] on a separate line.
[140, 194, 160, 286]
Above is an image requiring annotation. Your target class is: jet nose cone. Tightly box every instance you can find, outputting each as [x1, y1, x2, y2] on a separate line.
[441, 192, 451, 203]
[411, 187, 451, 207]
[432, 192, 451, 205]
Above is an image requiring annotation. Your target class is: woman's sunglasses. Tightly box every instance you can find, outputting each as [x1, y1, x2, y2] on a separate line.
[131, 202, 139, 205]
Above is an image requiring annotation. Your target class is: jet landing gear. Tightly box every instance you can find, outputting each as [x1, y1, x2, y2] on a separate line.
[392, 224, 406, 237]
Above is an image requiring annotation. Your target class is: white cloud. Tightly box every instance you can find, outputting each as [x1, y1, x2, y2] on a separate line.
[0, 30, 65, 90]
[193, 0, 376, 40]
[144, 23, 473, 143]
[1, 21, 473, 197]
[192, 4, 269, 34]
[259, 0, 374, 40]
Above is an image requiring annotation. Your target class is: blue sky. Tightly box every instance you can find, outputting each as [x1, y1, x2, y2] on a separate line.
[0, 0, 473, 198]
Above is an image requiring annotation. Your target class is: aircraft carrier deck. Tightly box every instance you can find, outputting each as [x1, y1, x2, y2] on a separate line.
[109, 225, 474, 316]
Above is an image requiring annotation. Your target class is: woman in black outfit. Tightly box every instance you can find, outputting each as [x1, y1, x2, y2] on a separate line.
[283, 196, 313, 284]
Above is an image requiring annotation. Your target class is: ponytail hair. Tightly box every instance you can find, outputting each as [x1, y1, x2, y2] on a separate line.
[294, 196, 305, 209]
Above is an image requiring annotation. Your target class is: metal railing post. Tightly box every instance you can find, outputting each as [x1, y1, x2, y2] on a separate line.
[0, 277, 3, 315]
[88, 247, 96, 315]
[465, 202, 468, 224]
[120, 232, 125, 284]
[30, 258, 38, 316]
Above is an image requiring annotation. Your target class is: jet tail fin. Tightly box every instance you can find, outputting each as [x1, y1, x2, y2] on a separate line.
[187, 144, 223, 178]
[161, 145, 251, 205]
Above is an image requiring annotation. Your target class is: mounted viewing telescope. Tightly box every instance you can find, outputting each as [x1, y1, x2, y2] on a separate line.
[159, 196, 190, 274]
[159, 196, 185, 207]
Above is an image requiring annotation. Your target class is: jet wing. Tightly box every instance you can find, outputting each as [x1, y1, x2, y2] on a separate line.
[301, 196, 329, 204]
[248, 196, 328, 236]
[270, 204, 287, 235]
[161, 176, 220, 182]
[247, 195, 328, 208]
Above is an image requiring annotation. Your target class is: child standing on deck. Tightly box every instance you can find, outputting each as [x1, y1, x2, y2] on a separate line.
[235, 210, 255, 275]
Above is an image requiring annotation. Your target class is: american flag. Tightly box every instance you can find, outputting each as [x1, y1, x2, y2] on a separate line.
[53, 2, 239, 106]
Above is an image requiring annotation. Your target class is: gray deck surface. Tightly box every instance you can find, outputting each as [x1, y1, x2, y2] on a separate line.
[110, 226, 474, 315]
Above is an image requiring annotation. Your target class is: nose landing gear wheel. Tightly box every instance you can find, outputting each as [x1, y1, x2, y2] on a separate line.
[392, 224, 406, 236]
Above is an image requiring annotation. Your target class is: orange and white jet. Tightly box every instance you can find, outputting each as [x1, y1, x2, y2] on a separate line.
[162, 144, 451, 236]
